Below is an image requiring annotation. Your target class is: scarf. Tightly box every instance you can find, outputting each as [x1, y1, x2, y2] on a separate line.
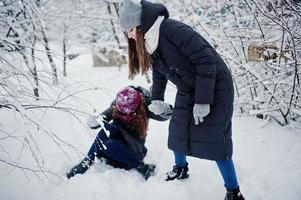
[144, 16, 165, 55]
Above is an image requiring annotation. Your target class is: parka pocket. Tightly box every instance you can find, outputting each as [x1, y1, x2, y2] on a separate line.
[198, 89, 228, 126]
[189, 122, 224, 142]
[169, 108, 191, 139]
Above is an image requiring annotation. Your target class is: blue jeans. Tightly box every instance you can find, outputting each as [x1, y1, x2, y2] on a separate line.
[87, 123, 141, 168]
[174, 151, 239, 190]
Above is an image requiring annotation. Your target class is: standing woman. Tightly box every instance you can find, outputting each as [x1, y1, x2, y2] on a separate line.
[118, 0, 245, 199]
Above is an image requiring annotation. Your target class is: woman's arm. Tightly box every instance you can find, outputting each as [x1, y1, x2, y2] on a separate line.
[151, 57, 168, 101]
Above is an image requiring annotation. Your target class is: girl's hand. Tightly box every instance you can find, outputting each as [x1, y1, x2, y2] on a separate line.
[86, 115, 99, 128]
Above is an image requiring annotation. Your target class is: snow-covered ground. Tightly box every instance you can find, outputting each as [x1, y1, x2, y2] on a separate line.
[1, 53, 301, 200]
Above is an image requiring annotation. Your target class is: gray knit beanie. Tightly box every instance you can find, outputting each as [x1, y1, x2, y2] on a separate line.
[119, 0, 142, 32]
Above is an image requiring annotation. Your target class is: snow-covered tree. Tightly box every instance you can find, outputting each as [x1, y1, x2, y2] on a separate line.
[0, 0, 95, 179]
[162, 0, 300, 125]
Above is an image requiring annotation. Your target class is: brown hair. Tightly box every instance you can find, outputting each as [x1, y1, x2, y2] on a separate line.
[127, 27, 152, 79]
[112, 101, 148, 139]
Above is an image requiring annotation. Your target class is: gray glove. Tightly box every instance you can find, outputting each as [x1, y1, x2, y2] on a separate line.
[193, 104, 210, 125]
[162, 103, 173, 116]
[148, 100, 171, 115]
[86, 115, 99, 128]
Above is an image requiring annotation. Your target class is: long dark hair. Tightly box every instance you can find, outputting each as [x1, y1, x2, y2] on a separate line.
[127, 27, 152, 79]
[112, 102, 148, 139]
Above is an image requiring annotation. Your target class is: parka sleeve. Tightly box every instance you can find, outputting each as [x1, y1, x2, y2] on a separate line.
[100, 100, 116, 122]
[88, 101, 115, 130]
[151, 56, 168, 101]
[162, 20, 216, 104]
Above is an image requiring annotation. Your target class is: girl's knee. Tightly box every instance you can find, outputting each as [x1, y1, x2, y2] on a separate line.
[96, 130, 110, 141]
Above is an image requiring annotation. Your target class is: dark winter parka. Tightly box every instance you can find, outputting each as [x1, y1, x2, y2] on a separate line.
[100, 86, 171, 161]
[140, 1, 234, 160]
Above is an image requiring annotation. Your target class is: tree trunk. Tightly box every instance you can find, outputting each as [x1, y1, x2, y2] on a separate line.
[32, 36, 39, 99]
[41, 27, 58, 84]
[63, 35, 67, 77]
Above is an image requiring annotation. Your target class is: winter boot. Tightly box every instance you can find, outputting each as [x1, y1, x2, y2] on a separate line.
[165, 162, 189, 181]
[66, 157, 92, 179]
[224, 188, 245, 200]
[136, 162, 156, 180]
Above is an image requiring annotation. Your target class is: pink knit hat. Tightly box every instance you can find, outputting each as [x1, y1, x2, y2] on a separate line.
[116, 86, 142, 114]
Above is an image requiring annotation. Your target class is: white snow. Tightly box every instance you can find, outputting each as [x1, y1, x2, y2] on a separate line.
[0, 52, 301, 200]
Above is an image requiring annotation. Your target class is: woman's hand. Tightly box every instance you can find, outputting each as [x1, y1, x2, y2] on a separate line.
[148, 100, 171, 115]
[148, 100, 165, 115]
[193, 104, 210, 125]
